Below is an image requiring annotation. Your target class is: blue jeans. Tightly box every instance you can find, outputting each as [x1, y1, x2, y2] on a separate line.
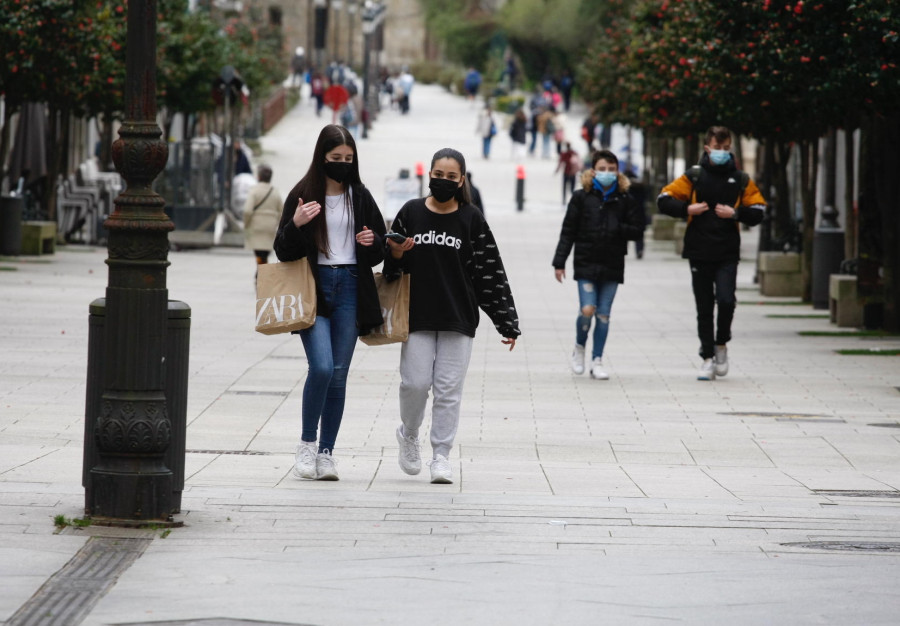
[575, 279, 619, 360]
[298, 265, 358, 452]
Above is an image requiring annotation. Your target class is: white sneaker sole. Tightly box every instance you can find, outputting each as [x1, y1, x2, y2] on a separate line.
[292, 466, 316, 480]
[430, 474, 453, 484]
[396, 426, 422, 475]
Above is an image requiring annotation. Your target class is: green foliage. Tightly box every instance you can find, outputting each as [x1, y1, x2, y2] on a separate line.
[53, 515, 92, 530]
[1, 0, 287, 122]
[494, 94, 526, 114]
[498, 0, 612, 80]
[418, 0, 496, 70]
[159, 3, 228, 116]
[220, 16, 284, 102]
[579, 0, 900, 140]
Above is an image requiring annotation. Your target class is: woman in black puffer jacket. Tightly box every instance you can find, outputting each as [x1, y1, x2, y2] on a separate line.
[552, 149, 645, 380]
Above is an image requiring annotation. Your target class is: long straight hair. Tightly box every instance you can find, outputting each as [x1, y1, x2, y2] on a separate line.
[430, 147, 472, 206]
[287, 124, 361, 255]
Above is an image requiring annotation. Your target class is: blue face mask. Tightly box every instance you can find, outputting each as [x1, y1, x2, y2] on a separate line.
[594, 171, 617, 188]
[709, 149, 731, 166]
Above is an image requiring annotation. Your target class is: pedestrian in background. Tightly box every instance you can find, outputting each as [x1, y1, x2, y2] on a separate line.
[290, 47, 305, 88]
[528, 88, 546, 155]
[625, 169, 649, 259]
[397, 66, 415, 114]
[657, 125, 766, 380]
[536, 107, 555, 159]
[560, 70, 575, 112]
[243, 164, 282, 275]
[384, 148, 520, 484]
[274, 124, 387, 481]
[552, 149, 645, 380]
[464, 67, 482, 100]
[509, 109, 528, 160]
[555, 142, 581, 205]
[476, 103, 498, 159]
[310, 72, 325, 116]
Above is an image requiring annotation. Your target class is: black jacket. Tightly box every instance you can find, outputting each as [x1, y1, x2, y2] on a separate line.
[274, 183, 386, 336]
[657, 153, 766, 263]
[552, 173, 645, 284]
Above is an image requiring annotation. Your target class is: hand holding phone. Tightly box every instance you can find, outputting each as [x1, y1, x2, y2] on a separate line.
[385, 232, 407, 243]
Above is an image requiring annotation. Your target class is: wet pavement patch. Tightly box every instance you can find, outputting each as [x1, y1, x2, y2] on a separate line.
[835, 348, 900, 356]
[782, 541, 900, 553]
[115, 620, 315, 626]
[186, 449, 270, 456]
[7, 536, 150, 626]
[719, 411, 844, 423]
[813, 490, 900, 498]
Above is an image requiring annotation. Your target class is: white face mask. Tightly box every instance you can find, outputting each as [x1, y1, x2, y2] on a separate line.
[594, 171, 617, 187]
[709, 149, 731, 165]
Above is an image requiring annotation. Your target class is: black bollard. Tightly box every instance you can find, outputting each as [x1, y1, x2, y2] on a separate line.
[515, 165, 525, 212]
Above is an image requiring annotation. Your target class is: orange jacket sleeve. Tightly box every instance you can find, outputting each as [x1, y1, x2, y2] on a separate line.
[657, 174, 694, 219]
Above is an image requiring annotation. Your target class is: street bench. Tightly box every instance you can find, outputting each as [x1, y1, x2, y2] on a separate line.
[22, 221, 57, 255]
[829, 274, 863, 328]
[651, 214, 677, 241]
[759, 252, 802, 297]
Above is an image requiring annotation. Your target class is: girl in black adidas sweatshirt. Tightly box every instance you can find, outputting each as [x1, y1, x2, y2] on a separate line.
[384, 148, 520, 484]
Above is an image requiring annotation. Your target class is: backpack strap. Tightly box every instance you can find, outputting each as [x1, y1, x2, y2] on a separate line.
[252, 186, 274, 212]
[686, 165, 749, 208]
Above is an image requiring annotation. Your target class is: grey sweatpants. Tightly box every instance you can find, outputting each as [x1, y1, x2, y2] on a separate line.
[399, 330, 474, 459]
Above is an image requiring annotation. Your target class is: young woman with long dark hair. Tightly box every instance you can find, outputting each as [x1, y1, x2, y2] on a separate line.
[274, 124, 387, 480]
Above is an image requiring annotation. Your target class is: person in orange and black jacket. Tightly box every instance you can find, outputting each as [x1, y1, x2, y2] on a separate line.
[657, 125, 766, 382]
[553, 149, 645, 381]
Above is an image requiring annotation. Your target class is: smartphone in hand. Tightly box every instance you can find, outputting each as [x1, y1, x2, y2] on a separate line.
[385, 232, 407, 243]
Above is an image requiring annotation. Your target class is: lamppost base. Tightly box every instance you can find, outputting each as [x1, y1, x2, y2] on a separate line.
[87, 463, 174, 524]
[86, 516, 184, 529]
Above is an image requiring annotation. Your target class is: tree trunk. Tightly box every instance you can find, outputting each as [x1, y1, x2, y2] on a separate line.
[0, 107, 15, 190]
[799, 139, 819, 303]
[870, 113, 900, 331]
[98, 115, 114, 171]
[844, 128, 857, 261]
[769, 138, 792, 242]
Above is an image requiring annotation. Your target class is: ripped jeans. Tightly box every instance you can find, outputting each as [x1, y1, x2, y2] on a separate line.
[575, 279, 619, 360]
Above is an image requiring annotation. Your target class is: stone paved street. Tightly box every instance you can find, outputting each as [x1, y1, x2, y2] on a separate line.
[2, 85, 900, 625]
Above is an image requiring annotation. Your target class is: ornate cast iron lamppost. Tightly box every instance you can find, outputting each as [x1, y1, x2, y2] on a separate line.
[85, 0, 179, 525]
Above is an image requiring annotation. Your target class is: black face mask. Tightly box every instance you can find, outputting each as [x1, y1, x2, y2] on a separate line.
[324, 161, 352, 183]
[429, 177, 459, 203]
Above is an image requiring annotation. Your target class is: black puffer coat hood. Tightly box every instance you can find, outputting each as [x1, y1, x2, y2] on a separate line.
[552, 177, 645, 284]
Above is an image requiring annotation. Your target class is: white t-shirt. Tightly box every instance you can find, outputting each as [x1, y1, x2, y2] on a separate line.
[317, 192, 357, 265]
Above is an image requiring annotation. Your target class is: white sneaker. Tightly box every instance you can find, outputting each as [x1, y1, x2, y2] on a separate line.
[396, 425, 422, 475]
[698, 358, 716, 381]
[292, 441, 317, 479]
[589, 357, 609, 380]
[715, 346, 729, 377]
[315, 452, 339, 481]
[571, 344, 585, 375]
[429, 455, 453, 484]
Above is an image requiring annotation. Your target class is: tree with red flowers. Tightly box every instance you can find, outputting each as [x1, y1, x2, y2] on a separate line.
[580, 0, 899, 316]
